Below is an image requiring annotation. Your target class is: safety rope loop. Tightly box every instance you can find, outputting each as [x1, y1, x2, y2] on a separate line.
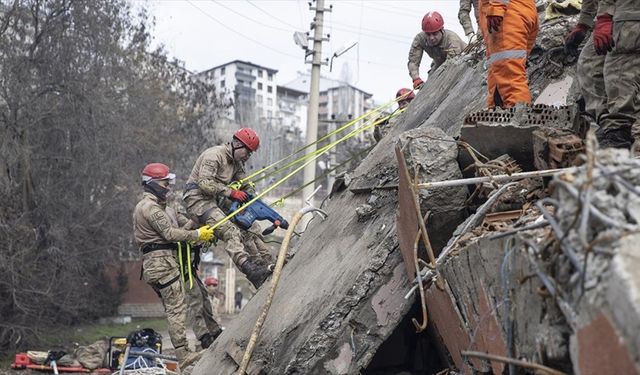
[229, 181, 242, 191]
[177, 242, 184, 285]
[187, 243, 193, 289]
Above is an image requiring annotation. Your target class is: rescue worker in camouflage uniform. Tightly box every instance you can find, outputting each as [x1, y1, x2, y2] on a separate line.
[133, 163, 214, 371]
[590, 0, 640, 150]
[373, 88, 415, 142]
[459, 0, 482, 44]
[183, 128, 272, 288]
[564, 0, 607, 127]
[168, 199, 223, 350]
[408, 11, 467, 90]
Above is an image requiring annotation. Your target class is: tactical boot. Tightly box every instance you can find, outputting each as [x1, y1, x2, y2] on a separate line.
[199, 326, 222, 349]
[175, 346, 203, 371]
[240, 258, 271, 288]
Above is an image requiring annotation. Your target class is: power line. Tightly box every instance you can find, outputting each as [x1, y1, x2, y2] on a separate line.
[245, 0, 301, 30]
[210, 0, 292, 33]
[186, 0, 300, 59]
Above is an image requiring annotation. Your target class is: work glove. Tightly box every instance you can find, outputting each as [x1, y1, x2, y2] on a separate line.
[229, 189, 249, 202]
[564, 23, 589, 56]
[197, 225, 214, 242]
[487, 15, 503, 33]
[413, 78, 424, 90]
[466, 32, 478, 44]
[593, 14, 614, 55]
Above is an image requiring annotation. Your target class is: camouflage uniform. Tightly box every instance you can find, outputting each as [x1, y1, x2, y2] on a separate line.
[183, 143, 251, 266]
[407, 29, 468, 80]
[576, 0, 608, 121]
[169, 202, 222, 347]
[459, 0, 482, 39]
[596, 0, 640, 148]
[132, 192, 199, 350]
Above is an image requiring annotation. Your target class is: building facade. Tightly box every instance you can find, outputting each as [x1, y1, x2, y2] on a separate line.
[197, 60, 279, 124]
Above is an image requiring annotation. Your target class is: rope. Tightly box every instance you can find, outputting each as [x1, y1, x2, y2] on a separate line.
[239, 96, 404, 185]
[208, 107, 404, 233]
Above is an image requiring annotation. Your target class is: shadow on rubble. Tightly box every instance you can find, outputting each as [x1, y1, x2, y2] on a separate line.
[363, 299, 447, 375]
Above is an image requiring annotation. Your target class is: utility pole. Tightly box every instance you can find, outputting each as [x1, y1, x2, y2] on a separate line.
[301, 0, 330, 206]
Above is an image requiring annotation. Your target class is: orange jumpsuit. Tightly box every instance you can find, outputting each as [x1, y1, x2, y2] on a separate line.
[479, 0, 539, 108]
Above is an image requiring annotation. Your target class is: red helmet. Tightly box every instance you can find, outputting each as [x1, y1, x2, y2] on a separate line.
[396, 88, 415, 101]
[142, 163, 175, 184]
[204, 277, 219, 287]
[422, 11, 444, 33]
[233, 128, 260, 152]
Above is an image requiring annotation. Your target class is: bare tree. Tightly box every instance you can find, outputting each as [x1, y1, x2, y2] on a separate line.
[0, 0, 222, 356]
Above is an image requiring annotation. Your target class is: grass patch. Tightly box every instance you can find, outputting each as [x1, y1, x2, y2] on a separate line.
[42, 318, 168, 348]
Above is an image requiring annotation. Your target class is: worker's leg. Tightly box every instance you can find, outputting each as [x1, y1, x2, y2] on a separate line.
[483, 0, 538, 107]
[142, 255, 188, 350]
[598, 52, 640, 149]
[184, 275, 222, 349]
[577, 38, 608, 121]
[242, 222, 275, 265]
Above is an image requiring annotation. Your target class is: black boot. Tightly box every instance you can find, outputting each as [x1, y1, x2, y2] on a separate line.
[199, 326, 222, 349]
[240, 259, 271, 288]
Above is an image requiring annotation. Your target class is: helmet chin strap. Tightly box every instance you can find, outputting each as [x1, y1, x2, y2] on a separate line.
[231, 138, 246, 160]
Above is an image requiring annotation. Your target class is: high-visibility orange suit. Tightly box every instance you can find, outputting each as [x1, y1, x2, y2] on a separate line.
[479, 0, 539, 108]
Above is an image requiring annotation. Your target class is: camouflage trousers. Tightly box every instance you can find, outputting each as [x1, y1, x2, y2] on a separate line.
[577, 38, 607, 121]
[142, 252, 188, 349]
[597, 21, 640, 148]
[185, 197, 274, 267]
[182, 267, 221, 342]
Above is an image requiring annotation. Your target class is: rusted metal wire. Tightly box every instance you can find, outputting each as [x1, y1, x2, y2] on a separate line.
[460, 350, 568, 375]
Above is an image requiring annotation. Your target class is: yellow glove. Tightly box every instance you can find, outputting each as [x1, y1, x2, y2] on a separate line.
[197, 225, 214, 242]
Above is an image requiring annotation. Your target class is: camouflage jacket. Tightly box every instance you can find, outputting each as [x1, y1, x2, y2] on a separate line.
[459, 0, 480, 36]
[407, 29, 467, 80]
[133, 192, 199, 250]
[186, 143, 247, 198]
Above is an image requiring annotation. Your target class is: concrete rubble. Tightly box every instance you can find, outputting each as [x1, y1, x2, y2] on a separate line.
[192, 9, 640, 375]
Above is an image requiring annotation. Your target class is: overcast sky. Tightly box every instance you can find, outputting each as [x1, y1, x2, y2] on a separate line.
[136, 0, 469, 103]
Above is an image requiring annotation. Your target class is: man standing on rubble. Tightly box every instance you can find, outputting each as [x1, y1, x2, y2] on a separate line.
[183, 128, 272, 288]
[588, 0, 640, 150]
[459, 0, 482, 44]
[408, 11, 467, 90]
[133, 163, 214, 371]
[479, 0, 538, 108]
[564, 0, 607, 132]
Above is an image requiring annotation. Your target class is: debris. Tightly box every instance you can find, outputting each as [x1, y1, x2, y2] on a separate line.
[355, 204, 376, 222]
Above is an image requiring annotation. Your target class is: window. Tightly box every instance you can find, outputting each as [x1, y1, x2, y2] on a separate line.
[267, 98, 273, 106]
[221, 67, 225, 74]
[258, 82, 263, 90]
[258, 70, 263, 77]
[268, 73, 273, 81]
[267, 86, 273, 93]
[221, 80, 225, 88]
[257, 94, 263, 102]
[267, 110, 272, 118]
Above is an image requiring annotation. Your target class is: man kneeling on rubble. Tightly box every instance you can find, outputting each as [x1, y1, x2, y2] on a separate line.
[133, 163, 221, 371]
[184, 128, 273, 288]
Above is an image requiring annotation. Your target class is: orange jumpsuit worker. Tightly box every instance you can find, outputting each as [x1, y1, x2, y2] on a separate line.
[479, 0, 539, 108]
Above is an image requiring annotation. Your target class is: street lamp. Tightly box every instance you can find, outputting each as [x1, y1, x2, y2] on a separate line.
[330, 41, 357, 72]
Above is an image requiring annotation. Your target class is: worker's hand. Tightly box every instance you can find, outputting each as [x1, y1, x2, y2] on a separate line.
[197, 225, 214, 242]
[487, 16, 503, 33]
[593, 14, 614, 55]
[564, 24, 589, 56]
[466, 32, 478, 44]
[412, 78, 424, 90]
[229, 189, 249, 202]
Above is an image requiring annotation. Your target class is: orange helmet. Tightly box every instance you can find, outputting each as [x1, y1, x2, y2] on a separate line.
[233, 128, 260, 151]
[142, 163, 175, 185]
[396, 88, 416, 101]
[422, 11, 444, 33]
